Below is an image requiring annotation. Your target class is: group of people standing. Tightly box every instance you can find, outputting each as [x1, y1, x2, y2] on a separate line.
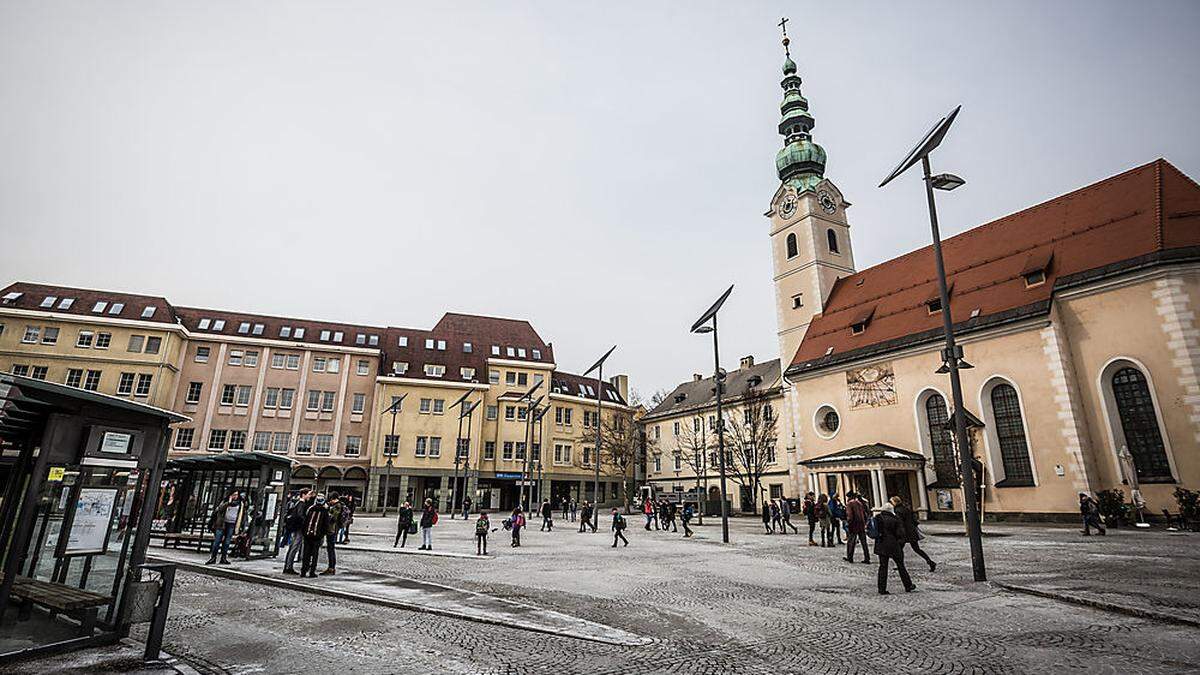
[642, 497, 696, 537]
[799, 490, 937, 594]
[277, 488, 355, 577]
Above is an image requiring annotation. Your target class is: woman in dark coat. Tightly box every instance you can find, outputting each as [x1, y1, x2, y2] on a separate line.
[890, 496, 936, 572]
[873, 503, 915, 595]
[761, 500, 773, 534]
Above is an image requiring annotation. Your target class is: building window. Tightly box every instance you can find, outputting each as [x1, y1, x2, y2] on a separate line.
[924, 393, 958, 486]
[532, 349, 541, 360]
[296, 434, 314, 455]
[315, 435, 332, 455]
[11, 365, 29, 377]
[425, 364, 446, 378]
[484, 441, 496, 460]
[39, 296, 56, 308]
[271, 433, 290, 454]
[95, 333, 111, 349]
[195, 346, 210, 363]
[236, 385, 251, 406]
[461, 367, 475, 380]
[174, 428, 194, 449]
[673, 452, 682, 471]
[65, 369, 83, 388]
[30, 366, 47, 380]
[352, 393, 365, 414]
[229, 350, 244, 366]
[263, 387, 279, 408]
[502, 441, 513, 460]
[582, 447, 593, 467]
[286, 354, 300, 370]
[327, 358, 340, 374]
[428, 437, 441, 457]
[384, 435, 399, 456]
[398, 336, 408, 347]
[769, 484, 784, 499]
[135, 374, 153, 397]
[554, 443, 572, 465]
[306, 390, 321, 411]
[40, 327, 59, 345]
[415, 437, 427, 457]
[145, 336, 162, 354]
[1024, 270, 1046, 288]
[345, 436, 362, 457]
[280, 388, 295, 409]
[463, 342, 472, 353]
[272, 353, 286, 369]
[505, 371, 516, 386]
[313, 357, 326, 372]
[21, 326, 39, 344]
[989, 383, 1034, 486]
[83, 370, 101, 391]
[826, 228, 839, 253]
[222, 385, 237, 406]
[117, 373, 135, 395]
[504, 406, 515, 421]
[208, 429, 227, 451]
[486, 405, 498, 420]
[142, 306, 156, 319]
[1111, 367, 1172, 481]
[127, 335, 145, 352]
[392, 362, 409, 375]
[515, 442, 526, 460]
[491, 345, 500, 356]
[489, 370, 500, 384]
[419, 398, 432, 414]
[254, 432, 271, 452]
[321, 391, 335, 412]
[792, 294, 803, 309]
[786, 232, 798, 259]
[433, 399, 445, 415]
[357, 360, 370, 376]
[229, 430, 246, 451]
[184, 382, 203, 404]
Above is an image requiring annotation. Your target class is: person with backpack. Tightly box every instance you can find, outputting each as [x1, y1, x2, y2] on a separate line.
[282, 489, 312, 574]
[844, 492, 871, 564]
[509, 506, 525, 547]
[816, 494, 833, 547]
[681, 502, 695, 537]
[475, 511, 491, 555]
[611, 507, 629, 547]
[891, 495, 936, 572]
[829, 493, 846, 545]
[873, 502, 915, 594]
[418, 498, 438, 551]
[394, 500, 414, 548]
[540, 499, 554, 531]
[803, 492, 818, 546]
[300, 494, 331, 578]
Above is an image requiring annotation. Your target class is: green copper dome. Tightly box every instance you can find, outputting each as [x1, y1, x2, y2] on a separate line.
[773, 50, 825, 188]
[783, 56, 797, 75]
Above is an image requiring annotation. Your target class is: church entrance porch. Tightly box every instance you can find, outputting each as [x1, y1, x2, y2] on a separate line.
[799, 443, 930, 516]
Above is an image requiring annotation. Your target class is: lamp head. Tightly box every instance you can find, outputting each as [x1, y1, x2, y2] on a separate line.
[693, 325, 714, 334]
[930, 173, 966, 191]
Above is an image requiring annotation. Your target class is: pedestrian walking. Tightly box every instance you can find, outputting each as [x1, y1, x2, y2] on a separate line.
[282, 489, 312, 574]
[561, 496, 570, 520]
[816, 494, 833, 547]
[1080, 492, 1106, 536]
[643, 498, 656, 530]
[540, 499, 554, 531]
[761, 500, 773, 534]
[300, 494, 331, 578]
[579, 501, 596, 533]
[803, 492, 818, 546]
[418, 498, 438, 551]
[337, 495, 355, 544]
[321, 493, 343, 574]
[461, 495, 473, 520]
[780, 498, 799, 534]
[829, 493, 846, 545]
[666, 500, 679, 532]
[611, 508, 629, 547]
[891, 496, 936, 572]
[873, 502, 915, 595]
[205, 490, 242, 565]
[770, 500, 784, 533]
[570, 499, 578, 522]
[394, 500, 414, 548]
[844, 492, 871, 564]
[510, 507, 525, 547]
[681, 502, 695, 537]
[475, 511, 490, 556]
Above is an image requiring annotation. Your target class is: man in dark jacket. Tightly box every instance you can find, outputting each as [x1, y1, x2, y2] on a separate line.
[540, 499, 554, 531]
[394, 500, 414, 548]
[873, 502, 915, 595]
[282, 489, 312, 574]
[578, 501, 596, 533]
[891, 496, 935, 572]
[611, 508, 629, 547]
[418, 498, 437, 550]
[844, 492, 871, 564]
[206, 491, 242, 565]
[300, 494, 331, 578]
[803, 492, 818, 546]
[322, 494, 343, 575]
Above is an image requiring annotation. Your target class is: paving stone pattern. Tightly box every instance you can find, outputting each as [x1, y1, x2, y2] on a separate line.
[133, 516, 1200, 674]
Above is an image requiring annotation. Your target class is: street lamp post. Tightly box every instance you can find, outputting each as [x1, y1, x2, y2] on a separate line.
[517, 380, 542, 512]
[449, 390, 472, 519]
[583, 345, 616, 530]
[880, 105, 986, 582]
[379, 393, 407, 517]
[691, 285, 734, 544]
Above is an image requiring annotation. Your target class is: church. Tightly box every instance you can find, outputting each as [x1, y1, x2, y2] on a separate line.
[766, 36, 1200, 520]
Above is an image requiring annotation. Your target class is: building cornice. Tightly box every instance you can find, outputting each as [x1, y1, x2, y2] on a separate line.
[547, 392, 632, 412]
[374, 375, 490, 391]
[0, 307, 187, 334]
[486, 357, 556, 370]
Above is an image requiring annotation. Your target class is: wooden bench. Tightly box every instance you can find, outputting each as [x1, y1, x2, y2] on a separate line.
[155, 531, 211, 552]
[8, 576, 110, 636]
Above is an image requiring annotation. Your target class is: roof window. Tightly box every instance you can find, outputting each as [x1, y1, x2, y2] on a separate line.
[108, 303, 124, 315]
[40, 296, 56, 308]
[2, 292, 23, 303]
[238, 322, 251, 334]
[92, 301, 107, 313]
[58, 298, 74, 309]
[212, 320, 226, 331]
[141, 306, 156, 319]
[1021, 250, 1053, 288]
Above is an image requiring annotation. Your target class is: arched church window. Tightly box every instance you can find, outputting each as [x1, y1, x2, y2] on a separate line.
[826, 229, 839, 254]
[1111, 367, 1171, 481]
[925, 394, 957, 486]
[786, 233, 798, 259]
[990, 383, 1033, 485]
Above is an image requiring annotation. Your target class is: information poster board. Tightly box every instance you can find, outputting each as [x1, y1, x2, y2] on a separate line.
[64, 487, 119, 555]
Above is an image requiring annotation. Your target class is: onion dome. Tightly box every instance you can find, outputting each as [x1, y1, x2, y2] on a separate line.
[774, 22, 825, 191]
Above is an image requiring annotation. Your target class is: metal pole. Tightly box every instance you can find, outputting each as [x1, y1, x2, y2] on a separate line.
[593, 361, 603, 529]
[696, 415, 705, 526]
[452, 409, 464, 519]
[922, 154, 986, 582]
[712, 316, 730, 544]
[521, 399, 534, 512]
[383, 408, 397, 517]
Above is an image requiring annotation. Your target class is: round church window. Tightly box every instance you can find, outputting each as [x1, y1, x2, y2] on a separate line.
[814, 405, 840, 438]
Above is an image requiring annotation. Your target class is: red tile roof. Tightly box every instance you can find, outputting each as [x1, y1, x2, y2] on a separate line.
[0, 282, 178, 324]
[790, 159, 1200, 373]
[175, 306, 385, 347]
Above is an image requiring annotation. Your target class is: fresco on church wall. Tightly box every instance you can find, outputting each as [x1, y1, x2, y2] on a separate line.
[846, 362, 897, 409]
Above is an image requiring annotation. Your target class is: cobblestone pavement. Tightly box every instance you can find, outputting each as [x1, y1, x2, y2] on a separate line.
[128, 515, 1200, 674]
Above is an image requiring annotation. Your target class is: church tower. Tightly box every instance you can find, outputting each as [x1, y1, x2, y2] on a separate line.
[768, 23, 856, 368]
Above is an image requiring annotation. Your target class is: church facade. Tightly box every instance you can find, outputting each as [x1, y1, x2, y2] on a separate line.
[766, 42, 1200, 519]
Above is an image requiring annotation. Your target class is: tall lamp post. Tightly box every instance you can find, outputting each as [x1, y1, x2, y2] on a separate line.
[583, 345, 616, 530]
[449, 390, 473, 519]
[379, 393, 407, 517]
[879, 105, 985, 582]
[691, 285, 733, 544]
[518, 380, 543, 511]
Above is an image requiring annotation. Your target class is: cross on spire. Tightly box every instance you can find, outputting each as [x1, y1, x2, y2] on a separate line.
[778, 17, 791, 58]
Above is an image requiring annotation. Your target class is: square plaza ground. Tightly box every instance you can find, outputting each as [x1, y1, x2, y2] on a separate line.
[15, 513, 1200, 675]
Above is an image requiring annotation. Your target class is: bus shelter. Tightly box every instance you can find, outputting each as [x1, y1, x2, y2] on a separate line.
[151, 452, 291, 560]
[0, 374, 185, 662]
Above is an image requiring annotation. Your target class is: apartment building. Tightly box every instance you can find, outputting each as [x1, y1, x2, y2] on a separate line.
[1, 281, 636, 511]
[640, 356, 789, 512]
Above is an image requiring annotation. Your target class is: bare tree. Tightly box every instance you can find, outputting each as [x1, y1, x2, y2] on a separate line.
[672, 414, 712, 519]
[722, 386, 780, 514]
[593, 409, 647, 513]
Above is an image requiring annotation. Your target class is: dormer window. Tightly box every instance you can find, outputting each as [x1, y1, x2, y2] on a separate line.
[1021, 250, 1053, 289]
[1023, 270, 1046, 288]
[674, 393, 686, 403]
[926, 298, 942, 314]
[850, 305, 876, 336]
[320, 330, 331, 341]
[851, 323, 866, 335]
[293, 327, 304, 339]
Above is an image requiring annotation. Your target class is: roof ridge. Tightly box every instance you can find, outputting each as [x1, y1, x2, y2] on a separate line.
[177, 305, 386, 331]
[4, 281, 173, 304]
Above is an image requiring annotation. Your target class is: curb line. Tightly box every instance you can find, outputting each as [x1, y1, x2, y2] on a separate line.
[149, 555, 651, 646]
[993, 582, 1200, 628]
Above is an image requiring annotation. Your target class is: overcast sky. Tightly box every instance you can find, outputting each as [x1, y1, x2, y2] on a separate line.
[2, 2, 1198, 397]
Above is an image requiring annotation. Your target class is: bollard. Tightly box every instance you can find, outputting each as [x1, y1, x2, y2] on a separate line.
[136, 563, 176, 662]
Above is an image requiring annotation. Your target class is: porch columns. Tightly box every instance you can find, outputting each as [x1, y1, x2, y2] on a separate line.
[870, 468, 885, 507]
[916, 468, 930, 516]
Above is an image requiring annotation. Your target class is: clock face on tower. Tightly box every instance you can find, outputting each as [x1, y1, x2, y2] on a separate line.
[818, 190, 837, 215]
[779, 193, 798, 219]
